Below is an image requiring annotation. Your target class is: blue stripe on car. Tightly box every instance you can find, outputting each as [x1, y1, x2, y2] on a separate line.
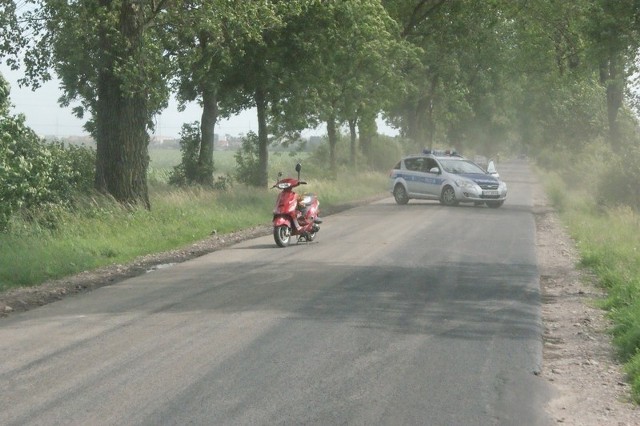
[394, 172, 443, 185]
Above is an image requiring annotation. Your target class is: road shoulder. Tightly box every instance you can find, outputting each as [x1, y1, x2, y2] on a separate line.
[534, 181, 639, 425]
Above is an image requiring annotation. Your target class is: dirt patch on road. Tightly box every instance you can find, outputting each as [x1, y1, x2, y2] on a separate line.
[0, 191, 639, 423]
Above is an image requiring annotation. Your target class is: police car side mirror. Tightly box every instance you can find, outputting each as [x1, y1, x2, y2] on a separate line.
[429, 167, 440, 174]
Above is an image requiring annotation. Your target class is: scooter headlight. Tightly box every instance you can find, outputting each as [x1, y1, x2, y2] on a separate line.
[276, 182, 292, 190]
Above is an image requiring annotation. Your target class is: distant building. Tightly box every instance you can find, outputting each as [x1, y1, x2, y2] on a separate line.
[217, 134, 243, 150]
[216, 134, 229, 150]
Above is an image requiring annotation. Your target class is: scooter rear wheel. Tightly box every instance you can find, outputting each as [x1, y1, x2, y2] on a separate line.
[274, 226, 291, 247]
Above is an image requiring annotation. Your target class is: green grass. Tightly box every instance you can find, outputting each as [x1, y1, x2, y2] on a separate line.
[539, 171, 640, 403]
[0, 171, 387, 292]
[148, 147, 183, 169]
[147, 148, 314, 187]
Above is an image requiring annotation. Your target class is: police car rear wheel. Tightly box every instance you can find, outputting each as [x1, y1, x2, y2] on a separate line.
[393, 184, 409, 205]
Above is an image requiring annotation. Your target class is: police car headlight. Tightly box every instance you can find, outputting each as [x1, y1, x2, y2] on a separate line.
[456, 179, 479, 191]
[498, 181, 507, 191]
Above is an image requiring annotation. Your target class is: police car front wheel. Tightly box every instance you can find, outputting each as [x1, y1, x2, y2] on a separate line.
[393, 184, 409, 205]
[440, 186, 458, 206]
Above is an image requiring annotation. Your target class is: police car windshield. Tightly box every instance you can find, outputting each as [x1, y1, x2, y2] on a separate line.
[439, 159, 486, 174]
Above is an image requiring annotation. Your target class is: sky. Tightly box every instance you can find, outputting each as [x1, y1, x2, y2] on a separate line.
[0, 64, 259, 138]
[1, 64, 399, 139]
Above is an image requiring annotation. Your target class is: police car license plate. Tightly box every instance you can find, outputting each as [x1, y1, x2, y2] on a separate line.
[484, 190, 499, 196]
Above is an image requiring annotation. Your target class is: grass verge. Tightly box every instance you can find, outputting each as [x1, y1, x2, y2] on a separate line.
[539, 170, 640, 403]
[0, 172, 387, 293]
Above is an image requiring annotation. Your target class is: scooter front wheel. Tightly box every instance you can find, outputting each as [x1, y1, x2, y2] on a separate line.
[273, 225, 291, 247]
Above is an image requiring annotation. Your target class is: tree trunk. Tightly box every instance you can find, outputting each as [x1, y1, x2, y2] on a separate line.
[358, 113, 376, 164]
[327, 116, 338, 178]
[404, 97, 430, 149]
[94, 0, 150, 209]
[600, 57, 623, 153]
[348, 118, 357, 169]
[198, 86, 218, 185]
[256, 87, 269, 187]
[425, 77, 437, 149]
[423, 110, 434, 149]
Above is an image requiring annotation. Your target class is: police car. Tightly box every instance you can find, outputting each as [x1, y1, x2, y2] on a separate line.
[388, 150, 507, 208]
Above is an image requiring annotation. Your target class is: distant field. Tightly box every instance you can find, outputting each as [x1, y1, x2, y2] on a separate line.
[149, 148, 310, 177]
[149, 148, 238, 174]
[149, 148, 182, 170]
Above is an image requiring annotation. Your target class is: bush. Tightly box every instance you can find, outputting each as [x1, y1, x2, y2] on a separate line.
[0, 114, 95, 230]
[169, 122, 202, 186]
[597, 146, 640, 210]
[234, 132, 263, 186]
[367, 135, 405, 171]
[213, 174, 233, 191]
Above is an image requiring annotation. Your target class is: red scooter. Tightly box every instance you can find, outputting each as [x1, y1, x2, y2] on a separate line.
[272, 163, 321, 247]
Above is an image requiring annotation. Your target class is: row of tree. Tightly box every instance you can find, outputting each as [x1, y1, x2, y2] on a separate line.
[1, 0, 639, 207]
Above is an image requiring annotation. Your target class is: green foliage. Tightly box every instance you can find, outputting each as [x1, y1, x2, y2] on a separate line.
[533, 138, 640, 215]
[304, 132, 408, 176]
[611, 290, 640, 353]
[0, 73, 9, 113]
[0, 113, 95, 230]
[627, 351, 640, 404]
[305, 134, 347, 178]
[10, 0, 174, 207]
[541, 172, 569, 213]
[212, 174, 233, 191]
[367, 135, 406, 171]
[542, 163, 640, 402]
[169, 122, 206, 186]
[234, 132, 263, 186]
[597, 145, 640, 210]
[0, 2, 25, 66]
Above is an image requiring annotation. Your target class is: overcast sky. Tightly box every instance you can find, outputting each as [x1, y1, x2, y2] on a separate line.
[1, 64, 398, 139]
[0, 64, 263, 138]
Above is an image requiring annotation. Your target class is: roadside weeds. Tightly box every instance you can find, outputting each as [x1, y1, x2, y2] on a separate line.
[534, 183, 640, 425]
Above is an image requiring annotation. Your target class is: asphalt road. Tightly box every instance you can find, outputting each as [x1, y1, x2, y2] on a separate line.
[0, 160, 553, 426]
